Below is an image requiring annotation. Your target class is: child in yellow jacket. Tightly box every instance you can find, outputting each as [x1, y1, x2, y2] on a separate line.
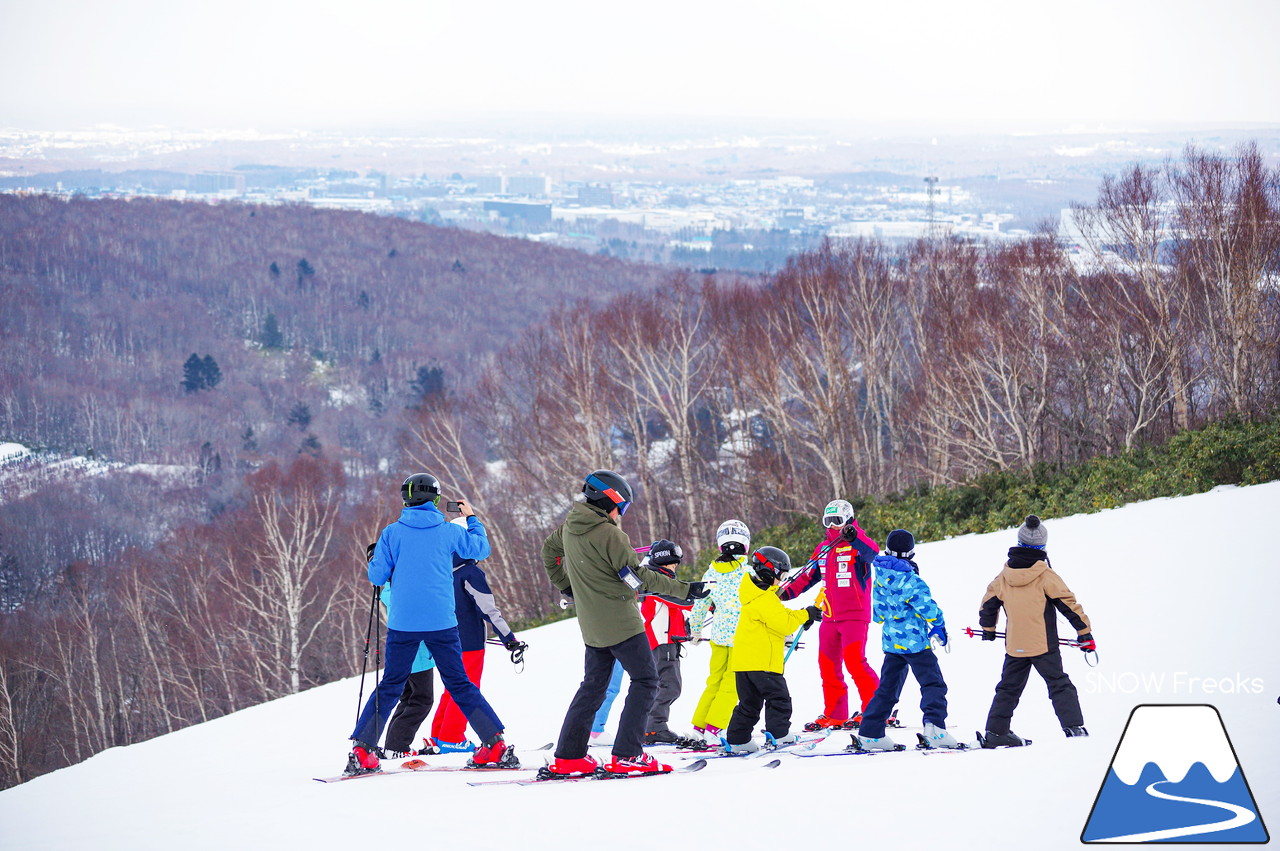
[722, 546, 824, 754]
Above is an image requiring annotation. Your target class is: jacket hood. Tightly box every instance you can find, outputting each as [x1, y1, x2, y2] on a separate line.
[873, 553, 917, 575]
[398, 503, 446, 529]
[1007, 546, 1049, 570]
[1001, 558, 1049, 587]
[738, 572, 775, 605]
[708, 553, 749, 575]
[564, 501, 615, 536]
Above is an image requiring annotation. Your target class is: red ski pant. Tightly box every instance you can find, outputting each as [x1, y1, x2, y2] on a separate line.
[431, 647, 486, 744]
[817, 619, 879, 720]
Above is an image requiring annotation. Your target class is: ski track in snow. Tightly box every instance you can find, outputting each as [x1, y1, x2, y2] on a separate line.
[1091, 779, 1257, 843]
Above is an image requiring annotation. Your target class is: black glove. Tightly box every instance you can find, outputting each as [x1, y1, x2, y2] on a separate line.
[804, 605, 824, 628]
[840, 524, 859, 541]
[686, 581, 710, 600]
[981, 629, 997, 641]
[1078, 633, 1096, 653]
[649, 539, 683, 567]
[365, 542, 377, 561]
[560, 588, 573, 601]
[504, 639, 527, 665]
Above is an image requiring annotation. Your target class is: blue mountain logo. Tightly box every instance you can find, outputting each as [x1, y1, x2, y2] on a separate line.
[1081, 704, 1269, 843]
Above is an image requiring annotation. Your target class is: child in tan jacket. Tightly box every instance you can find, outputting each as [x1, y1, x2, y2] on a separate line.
[977, 515, 1095, 746]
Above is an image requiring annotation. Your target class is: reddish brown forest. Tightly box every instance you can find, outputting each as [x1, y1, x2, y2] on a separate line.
[1, 144, 1277, 788]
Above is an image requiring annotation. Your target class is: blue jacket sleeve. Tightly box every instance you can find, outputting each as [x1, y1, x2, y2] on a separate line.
[368, 529, 394, 586]
[454, 516, 491, 561]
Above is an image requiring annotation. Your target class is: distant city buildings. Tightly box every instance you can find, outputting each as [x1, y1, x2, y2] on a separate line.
[0, 132, 1068, 271]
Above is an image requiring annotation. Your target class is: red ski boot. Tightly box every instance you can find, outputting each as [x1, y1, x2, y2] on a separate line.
[547, 754, 600, 777]
[605, 752, 672, 775]
[343, 742, 381, 776]
[469, 733, 521, 769]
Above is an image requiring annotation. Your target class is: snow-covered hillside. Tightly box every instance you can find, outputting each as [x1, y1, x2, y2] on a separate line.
[2, 483, 1276, 850]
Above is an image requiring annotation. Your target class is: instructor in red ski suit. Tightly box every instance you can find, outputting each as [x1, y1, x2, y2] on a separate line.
[779, 499, 880, 729]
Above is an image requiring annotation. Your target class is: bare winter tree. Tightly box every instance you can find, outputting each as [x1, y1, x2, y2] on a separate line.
[1171, 142, 1280, 418]
[0, 663, 21, 786]
[601, 277, 718, 546]
[221, 459, 345, 695]
[1071, 163, 1200, 445]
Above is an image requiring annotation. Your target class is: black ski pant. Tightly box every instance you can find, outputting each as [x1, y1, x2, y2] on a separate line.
[985, 650, 1083, 734]
[384, 668, 436, 752]
[725, 670, 792, 745]
[645, 643, 683, 734]
[556, 632, 658, 760]
[859, 648, 948, 738]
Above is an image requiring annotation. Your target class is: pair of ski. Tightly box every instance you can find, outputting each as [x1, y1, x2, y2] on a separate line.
[682, 732, 830, 761]
[790, 731, 1032, 760]
[466, 759, 709, 786]
[314, 757, 529, 783]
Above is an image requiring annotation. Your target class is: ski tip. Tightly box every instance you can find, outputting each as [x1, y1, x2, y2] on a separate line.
[534, 742, 555, 751]
[761, 759, 782, 769]
[684, 759, 708, 772]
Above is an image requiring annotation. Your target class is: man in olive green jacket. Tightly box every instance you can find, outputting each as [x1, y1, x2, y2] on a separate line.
[541, 470, 707, 776]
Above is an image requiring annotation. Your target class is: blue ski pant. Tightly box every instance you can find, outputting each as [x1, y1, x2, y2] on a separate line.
[859, 648, 948, 738]
[350, 626, 502, 747]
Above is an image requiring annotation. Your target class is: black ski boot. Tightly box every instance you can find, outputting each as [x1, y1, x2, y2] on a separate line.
[644, 730, 680, 746]
[1063, 726, 1089, 738]
[978, 729, 1028, 748]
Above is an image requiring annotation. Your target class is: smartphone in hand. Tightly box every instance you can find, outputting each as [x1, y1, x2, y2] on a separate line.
[446, 501, 463, 513]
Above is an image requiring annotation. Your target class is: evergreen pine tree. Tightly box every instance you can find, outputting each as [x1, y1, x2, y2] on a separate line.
[182, 354, 205, 393]
[261, 313, 284, 349]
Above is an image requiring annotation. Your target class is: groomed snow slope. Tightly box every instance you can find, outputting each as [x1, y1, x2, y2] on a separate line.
[2, 483, 1276, 850]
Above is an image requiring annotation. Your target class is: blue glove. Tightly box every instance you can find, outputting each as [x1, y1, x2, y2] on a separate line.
[928, 624, 948, 647]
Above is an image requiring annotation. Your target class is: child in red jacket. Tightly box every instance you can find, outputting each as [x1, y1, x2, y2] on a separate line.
[640, 539, 694, 745]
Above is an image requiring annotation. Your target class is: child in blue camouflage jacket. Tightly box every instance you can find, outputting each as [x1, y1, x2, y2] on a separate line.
[855, 529, 963, 750]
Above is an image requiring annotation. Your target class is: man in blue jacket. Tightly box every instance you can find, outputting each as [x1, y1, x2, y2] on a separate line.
[345, 473, 518, 774]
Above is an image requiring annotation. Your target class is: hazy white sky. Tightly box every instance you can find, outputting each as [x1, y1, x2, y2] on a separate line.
[1, 0, 1277, 131]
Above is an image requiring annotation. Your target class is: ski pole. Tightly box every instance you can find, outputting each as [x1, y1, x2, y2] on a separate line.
[486, 638, 529, 671]
[963, 626, 1082, 646]
[778, 536, 842, 597]
[963, 626, 1099, 664]
[784, 589, 826, 663]
[354, 584, 380, 727]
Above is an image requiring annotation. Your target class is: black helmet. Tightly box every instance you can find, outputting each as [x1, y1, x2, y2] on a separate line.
[750, 546, 791, 585]
[401, 473, 441, 507]
[582, 469, 633, 515]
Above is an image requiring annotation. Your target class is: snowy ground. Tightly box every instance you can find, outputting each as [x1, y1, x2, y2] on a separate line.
[2, 482, 1277, 850]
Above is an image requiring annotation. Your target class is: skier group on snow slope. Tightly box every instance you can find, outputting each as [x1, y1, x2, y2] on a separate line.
[341, 469, 1095, 778]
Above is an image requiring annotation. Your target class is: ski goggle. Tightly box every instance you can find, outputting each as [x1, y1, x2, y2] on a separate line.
[586, 473, 631, 515]
[752, 553, 788, 579]
[822, 514, 850, 528]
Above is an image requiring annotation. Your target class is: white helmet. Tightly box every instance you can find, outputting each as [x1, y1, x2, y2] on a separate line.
[716, 519, 751, 555]
[822, 499, 855, 528]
